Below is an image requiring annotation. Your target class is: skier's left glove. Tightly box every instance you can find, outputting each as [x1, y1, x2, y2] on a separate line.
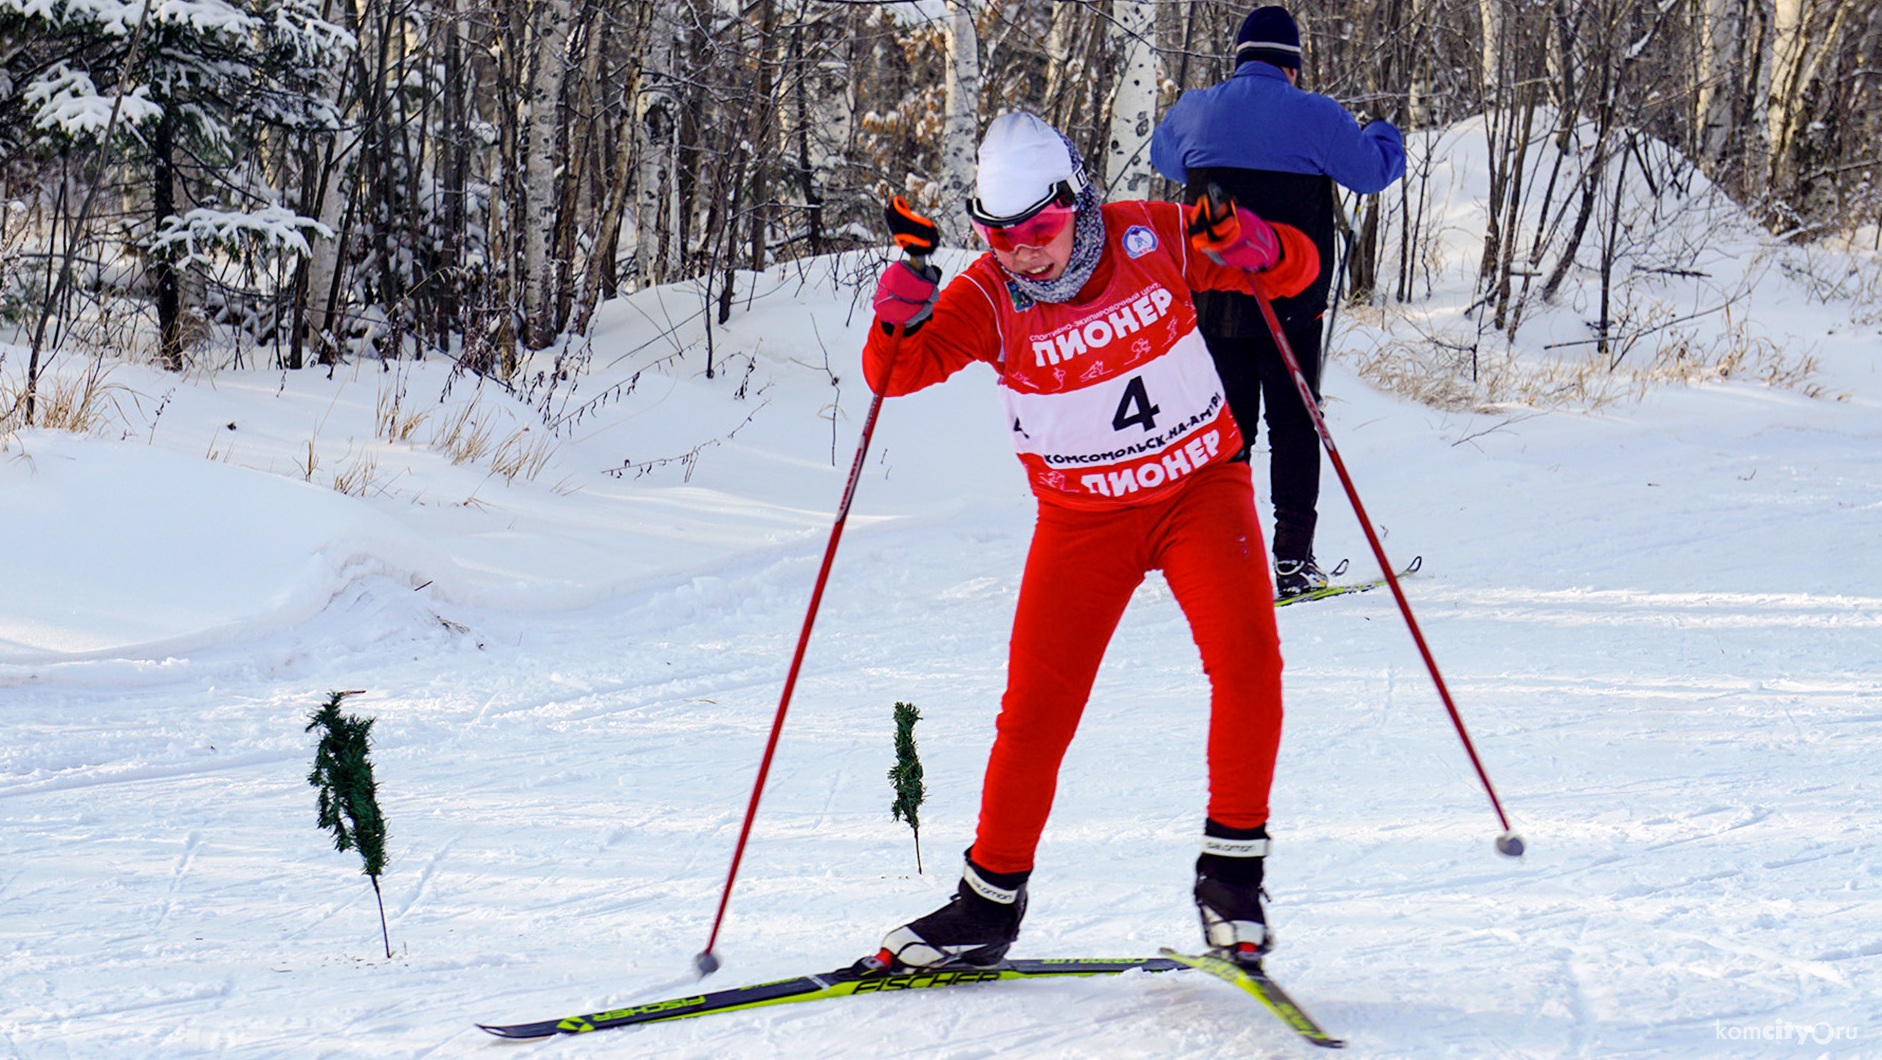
[1185, 188, 1281, 272]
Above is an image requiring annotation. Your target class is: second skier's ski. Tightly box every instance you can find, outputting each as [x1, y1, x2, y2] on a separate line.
[1276, 555, 1423, 606]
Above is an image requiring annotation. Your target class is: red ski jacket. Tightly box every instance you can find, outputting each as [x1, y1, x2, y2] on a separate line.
[864, 200, 1316, 510]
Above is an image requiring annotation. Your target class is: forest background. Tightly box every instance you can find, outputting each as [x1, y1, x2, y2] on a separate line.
[0, 0, 1877, 414]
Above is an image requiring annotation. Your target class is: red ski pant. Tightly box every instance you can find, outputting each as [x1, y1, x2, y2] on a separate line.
[971, 460, 1285, 874]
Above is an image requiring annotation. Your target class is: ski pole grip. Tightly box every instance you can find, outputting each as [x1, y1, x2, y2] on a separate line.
[1184, 183, 1237, 245]
[885, 196, 940, 260]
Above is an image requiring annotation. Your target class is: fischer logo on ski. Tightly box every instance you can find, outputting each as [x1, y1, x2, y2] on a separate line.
[852, 966, 1004, 992]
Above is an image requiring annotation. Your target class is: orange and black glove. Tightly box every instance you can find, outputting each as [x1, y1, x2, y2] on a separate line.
[874, 197, 942, 329]
[884, 196, 940, 258]
[1185, 185, 1281, 271]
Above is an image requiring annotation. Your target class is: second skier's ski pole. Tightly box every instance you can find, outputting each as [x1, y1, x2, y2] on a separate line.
[1219, 187, 1523, 858]
[696, 198, 942, 976]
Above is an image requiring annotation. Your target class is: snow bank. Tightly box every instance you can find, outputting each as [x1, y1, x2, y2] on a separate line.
[0, 428, 454, 662]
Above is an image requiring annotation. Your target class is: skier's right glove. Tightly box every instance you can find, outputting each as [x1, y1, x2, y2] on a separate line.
[872, 259, 941, 328]
[1185, 188, 1281, 272]
[875, 196, 942, 329]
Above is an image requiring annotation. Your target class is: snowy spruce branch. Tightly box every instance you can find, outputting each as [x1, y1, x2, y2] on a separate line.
[23, 63, 163, 138]
[306, 690, 393, 960]
[150, 206, 332, 268]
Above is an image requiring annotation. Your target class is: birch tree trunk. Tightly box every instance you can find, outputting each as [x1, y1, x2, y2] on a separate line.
[290, 0, 368, 368]
[1696, 0, 1747, 170]
[521, 0, 572, 351]
[1043, 0, 1091, 132]
[1104, 0, 1158, 198]
[1478, 0, 1505, 104]
[300, 118, 358, 365]
[576, 0, 655, 328]
[1405, 0, 1436, 126]
[940, 0, 981, 243]
[744, 0, 780, 274]
[1764, 0, 1808, 198]
[633, 12, 677, 289]
[1765, 0, 1850, 209]
[436, 2, 471, 357]
[487, 0, 525, 375]
[556, 0, 606, 329]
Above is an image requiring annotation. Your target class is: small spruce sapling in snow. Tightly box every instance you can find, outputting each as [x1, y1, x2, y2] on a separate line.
[888, 701, 927, 874]
[306, 690, 392, 958]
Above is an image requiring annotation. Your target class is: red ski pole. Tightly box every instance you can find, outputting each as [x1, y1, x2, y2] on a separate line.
[1244, 222, 1523, 858]
[695, 201, 940, 977]
[693, 384, 889, 977]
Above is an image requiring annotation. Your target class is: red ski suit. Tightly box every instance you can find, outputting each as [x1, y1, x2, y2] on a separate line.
[864, 200, 1317, 874]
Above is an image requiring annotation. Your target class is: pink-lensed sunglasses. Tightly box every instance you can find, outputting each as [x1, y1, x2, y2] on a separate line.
[973, 203, 1076, 252]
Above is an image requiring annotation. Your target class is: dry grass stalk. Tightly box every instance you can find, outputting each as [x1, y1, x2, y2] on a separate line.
[429, 403, 496, 466]
[1344, 304, 1823, 413]
[0, 361, 131, 435]
[375, 385, 429, 444]
[488, 426, 556, 483]
[294, 438, 320, 481]
[330, 448, 381, 496]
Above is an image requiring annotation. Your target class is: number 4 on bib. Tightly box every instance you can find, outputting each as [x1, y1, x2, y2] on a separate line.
[1112, 376, 1161, 433]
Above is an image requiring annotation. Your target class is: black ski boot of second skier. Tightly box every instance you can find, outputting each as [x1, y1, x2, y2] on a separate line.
[874, 853, 1029, 972]
[1194, 819, 1272, 968]
[1274, 556, 1330, 599]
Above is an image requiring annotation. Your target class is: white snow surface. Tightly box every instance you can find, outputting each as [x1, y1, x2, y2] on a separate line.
[4, 238, 1882, 1056]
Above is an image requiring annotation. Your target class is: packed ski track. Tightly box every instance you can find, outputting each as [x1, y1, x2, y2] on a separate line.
[5, 239, 1882, 1058]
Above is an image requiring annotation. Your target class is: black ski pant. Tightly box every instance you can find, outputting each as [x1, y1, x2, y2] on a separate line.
[1201, 316, 1324, 564]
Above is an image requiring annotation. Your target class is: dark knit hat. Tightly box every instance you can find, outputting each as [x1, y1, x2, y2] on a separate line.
[1235, 6, 1301, 69]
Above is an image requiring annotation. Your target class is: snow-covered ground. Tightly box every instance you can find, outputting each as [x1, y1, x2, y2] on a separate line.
[4, 181, 1881, 1056]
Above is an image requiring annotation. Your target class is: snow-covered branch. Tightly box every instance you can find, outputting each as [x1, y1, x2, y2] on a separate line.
[23, 63, 163, 138]
[150, 205, 332, 266]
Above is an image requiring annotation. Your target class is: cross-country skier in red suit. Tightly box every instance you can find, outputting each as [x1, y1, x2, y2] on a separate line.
[861, 112, 1319, 972]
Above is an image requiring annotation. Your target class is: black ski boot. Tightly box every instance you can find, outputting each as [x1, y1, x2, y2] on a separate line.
[1274, 556, 1329, 599]
[1193, 820, 1271, 967]
[875, 852, 1028, 971]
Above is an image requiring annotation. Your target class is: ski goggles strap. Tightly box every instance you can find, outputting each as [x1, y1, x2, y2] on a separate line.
[966, 169, 1088, 227]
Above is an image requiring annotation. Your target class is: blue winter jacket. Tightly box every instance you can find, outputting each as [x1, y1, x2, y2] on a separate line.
[1150, 61, 1404, 194]
[1151, 61, 1405, 333]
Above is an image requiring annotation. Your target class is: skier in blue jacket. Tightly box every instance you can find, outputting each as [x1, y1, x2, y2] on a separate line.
[1151, 6, 1404, 597]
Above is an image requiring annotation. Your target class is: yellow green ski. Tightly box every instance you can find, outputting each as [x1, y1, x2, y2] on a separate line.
[477, 956, 1182, 1039]
[1275, 555, 1422, 607]
[479, 950, 1344, 1046]
[1159, 947, 1347, 1048]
